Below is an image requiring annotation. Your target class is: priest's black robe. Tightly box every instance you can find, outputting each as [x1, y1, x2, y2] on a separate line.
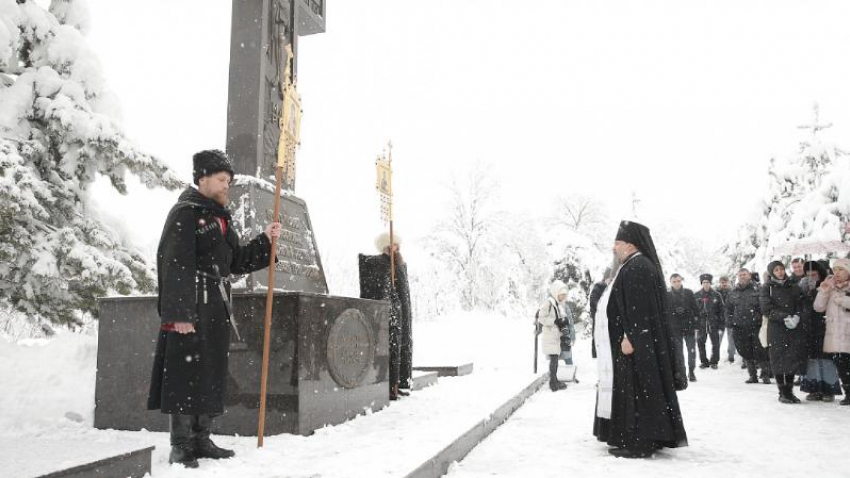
[593, 253, 688, 450]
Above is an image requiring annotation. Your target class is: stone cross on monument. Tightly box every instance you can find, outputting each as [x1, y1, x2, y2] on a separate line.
[225, 0, 328, 294]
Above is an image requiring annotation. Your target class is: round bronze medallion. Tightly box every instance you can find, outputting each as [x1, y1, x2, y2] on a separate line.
[327, 308, 375, 389]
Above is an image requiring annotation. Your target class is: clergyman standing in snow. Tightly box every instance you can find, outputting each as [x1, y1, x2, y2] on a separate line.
[593, 220, 688, 458]
[147, 150, 281, 468]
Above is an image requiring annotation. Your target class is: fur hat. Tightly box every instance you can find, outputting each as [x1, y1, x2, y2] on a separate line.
[699, 274, 713, 284]
[193, 149, 234, 185]
[833, 258, 850, 274]
[549, 280, 569, 300]
[374, 231, 402, 253]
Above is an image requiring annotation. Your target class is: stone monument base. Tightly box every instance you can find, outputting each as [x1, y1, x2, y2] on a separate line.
[95, 292, 390, 436]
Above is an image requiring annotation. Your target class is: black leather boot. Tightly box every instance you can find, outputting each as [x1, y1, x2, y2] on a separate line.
[745, 361, 759, 384]
[169, 414, 199, 468]
[193, 415, 235, 460]
[841, 385, 850, 406]
[688, 367, 697, 382]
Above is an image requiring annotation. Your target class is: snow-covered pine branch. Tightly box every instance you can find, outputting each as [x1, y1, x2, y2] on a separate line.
[0, 0, 181, 327]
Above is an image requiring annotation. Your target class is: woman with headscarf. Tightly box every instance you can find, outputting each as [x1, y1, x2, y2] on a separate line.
[799, 261, 842, 401]
[814, 258, 850, 405]
[759, 261, 806, 404]
[538, 280, 571, 391]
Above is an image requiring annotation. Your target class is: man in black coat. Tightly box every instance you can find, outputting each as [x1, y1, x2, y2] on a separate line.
[593, 220, 688, 459]
[359, 232, 413, 400]
[695, 274, 725, 370]
[726, 268, 771, 384]
[668, 273, 700, 381]
[147, 150, 280, 468]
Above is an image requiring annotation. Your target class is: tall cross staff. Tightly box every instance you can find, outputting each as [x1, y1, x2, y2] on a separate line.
[376, 141, 396, 287]
[257, 44, 302, 448]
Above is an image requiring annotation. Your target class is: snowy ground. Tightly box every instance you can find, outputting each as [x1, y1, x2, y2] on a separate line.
[0, 311, 541, 478]
[4, 314, 848, 478]
[447, 341, 850, 478]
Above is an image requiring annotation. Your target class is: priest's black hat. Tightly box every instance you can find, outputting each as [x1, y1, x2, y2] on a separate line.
[699, 274, 713, 283]
[615, 220, 661, 269]
[193, 149, 235, 185]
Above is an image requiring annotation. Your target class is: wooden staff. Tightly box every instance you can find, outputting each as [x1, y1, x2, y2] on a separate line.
[257, 166, 283, 447]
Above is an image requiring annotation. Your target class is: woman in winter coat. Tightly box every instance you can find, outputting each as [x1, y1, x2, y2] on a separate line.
[538, 280, 571, 391]
[814, 258, 850, 405]
[760, 261, 806, 404]
[800, 261, 842, 402]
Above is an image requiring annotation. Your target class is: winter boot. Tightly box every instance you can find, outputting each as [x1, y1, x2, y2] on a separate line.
[822, 394, 836, 403]
[193, 415, 235, 460]
[786, 384, 802, 404]
[760, 368, 772, 385]
[805, 392, 822, 401]
[778, 384, 795, 404]
[745, 361, 759, 384]
[688, 368, 697, 382]
[169, 414, 199, 468]
[841, 385, 850, 406]
[550, 381, 567, 392]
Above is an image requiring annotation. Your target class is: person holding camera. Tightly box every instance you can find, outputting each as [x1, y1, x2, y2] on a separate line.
[814, 258, 850, 405]
[537, 280, 571, 391]
[668, 273, 700, 381]
[760, 261, 806, 404]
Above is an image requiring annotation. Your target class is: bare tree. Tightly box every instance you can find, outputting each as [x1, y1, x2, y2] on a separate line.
[425, 163, 499, 310]
[553, 195, 608, 232]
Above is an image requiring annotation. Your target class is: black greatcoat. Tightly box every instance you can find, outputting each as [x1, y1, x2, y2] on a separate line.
[593, 254, 688, 450]
[147, 188, 273, 415]
[760, 278, 806, 375]
[359, 253, 413, 388]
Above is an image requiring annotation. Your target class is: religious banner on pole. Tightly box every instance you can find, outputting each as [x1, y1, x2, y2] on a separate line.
[375, 142, 396, 286]
[278, 45, 302, 191]
[259, 44, 302, 448]
[376, 146, 393, 224]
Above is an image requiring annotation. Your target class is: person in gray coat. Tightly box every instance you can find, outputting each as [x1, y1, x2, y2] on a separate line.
[538, 280, 571, 391]
[760, 261, 806, 404]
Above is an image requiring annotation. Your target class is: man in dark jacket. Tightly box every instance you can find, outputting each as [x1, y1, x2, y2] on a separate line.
[695, 274, 725, 369]
[593, 220, 687, 459]
[668, 274, 700, 381]
[360, 232, 413, 400]
[147, 150, 280, 468]
[726, 268, 771, 384]
[716, 276, 736, 363]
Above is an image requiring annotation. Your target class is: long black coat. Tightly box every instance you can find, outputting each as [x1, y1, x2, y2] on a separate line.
[359, 253, 413, 387]
[593, 254, 688, 450]
[760, 279, 806, 375]
[147, 188, 273, 415]
[589, 281, 608, 359]
[668, 288, 700, 334]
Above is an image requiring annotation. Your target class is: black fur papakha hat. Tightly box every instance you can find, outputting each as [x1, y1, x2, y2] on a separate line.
[193, 149, 235, 185]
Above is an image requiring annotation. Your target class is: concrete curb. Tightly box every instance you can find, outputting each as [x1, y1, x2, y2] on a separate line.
[404, 373, 549, 478]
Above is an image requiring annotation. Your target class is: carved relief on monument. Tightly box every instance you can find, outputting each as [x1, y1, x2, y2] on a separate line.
[327, 309, 376, 389]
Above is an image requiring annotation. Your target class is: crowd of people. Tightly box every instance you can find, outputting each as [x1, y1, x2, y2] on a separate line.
[564, 252, 850, 406]
[659, 258, 850, 405]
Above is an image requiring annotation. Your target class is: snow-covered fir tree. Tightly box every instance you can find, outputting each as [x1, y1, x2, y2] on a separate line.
[724, 105, 849, 272]
[0, 0, 182, 327]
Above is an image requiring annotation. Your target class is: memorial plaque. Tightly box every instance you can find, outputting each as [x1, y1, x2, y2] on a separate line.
[327, 309, 376, 389]
[228, 178, 328, 294]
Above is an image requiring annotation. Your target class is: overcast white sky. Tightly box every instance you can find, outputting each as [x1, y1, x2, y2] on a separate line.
[85, 0, 850, 263]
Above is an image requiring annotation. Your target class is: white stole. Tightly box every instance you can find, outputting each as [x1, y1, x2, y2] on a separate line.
[595, 266, 625, 419]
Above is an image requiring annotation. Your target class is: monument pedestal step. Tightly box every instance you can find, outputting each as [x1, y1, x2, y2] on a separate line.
[412, 363, 474, 377]
[1, 438, 153, 478]
[411, 371, 439, 391]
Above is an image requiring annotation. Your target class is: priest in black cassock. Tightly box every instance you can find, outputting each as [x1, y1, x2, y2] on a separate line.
[593, 220, 689, 458]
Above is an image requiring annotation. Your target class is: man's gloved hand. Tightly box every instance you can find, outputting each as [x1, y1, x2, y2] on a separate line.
[784, 315, 800, 330]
